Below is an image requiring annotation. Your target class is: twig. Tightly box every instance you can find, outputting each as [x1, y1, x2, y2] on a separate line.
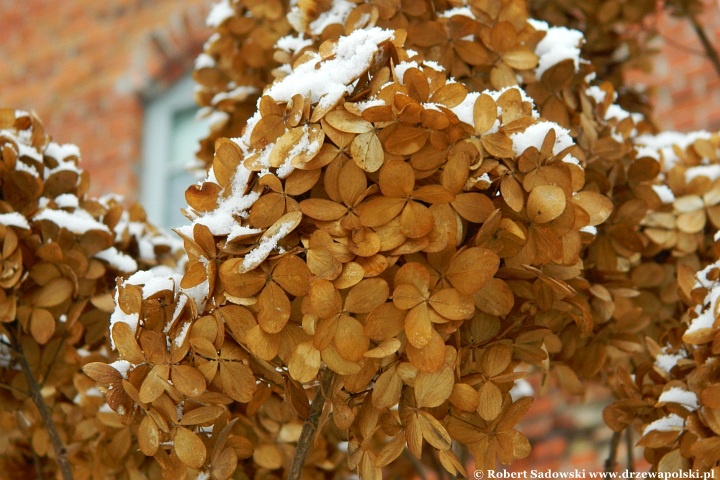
[404, 449, 428, 480]
[688, 14, 720, 79]
[10, 330, 73, 480]
[658, 32, 707, 57]
[287, 368, 335, 480]
[455, 443, 469, 473]
[0, 381, 29, 397]
[428, 449, 449, 480]
[31, 444, 45, 480]
[625, 427, 634, 472]
[604, 430, 622, 473]
[40, 329, 67, 389]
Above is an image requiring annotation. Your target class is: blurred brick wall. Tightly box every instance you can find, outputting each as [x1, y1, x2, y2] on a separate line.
[505, 383, 649, 475]
[640, 1, 720, 131]
[0, 0, 211, 199]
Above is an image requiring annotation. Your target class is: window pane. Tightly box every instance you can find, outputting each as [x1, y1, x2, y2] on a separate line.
[170, 107, 207, 171]
[166, 171, 194, 229]
[164, 107, 209, 228]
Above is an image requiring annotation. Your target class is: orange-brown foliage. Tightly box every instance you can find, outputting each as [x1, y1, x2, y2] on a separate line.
[2, 0, 720, 478]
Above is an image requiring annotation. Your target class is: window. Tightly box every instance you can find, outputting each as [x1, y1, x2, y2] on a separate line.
[141, 75, 210, 229]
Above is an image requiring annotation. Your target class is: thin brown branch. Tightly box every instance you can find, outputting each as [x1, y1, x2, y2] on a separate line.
[288, 368, 335, 480]
[31, 444, 45, 480]
[688, 14, 720, 79]
[625, 427, 634, 472]
[604, 430, 622, 473]
[40, 329, 67, 389]
[11, 331, 73, 480]
[605, 430, 622, 473]
[404, 449, 428, 480]
[427, 449, 448, 480]
[454, 443, 469, 473]
[658, 32, 707, 57]
[0, 381, 28, 397]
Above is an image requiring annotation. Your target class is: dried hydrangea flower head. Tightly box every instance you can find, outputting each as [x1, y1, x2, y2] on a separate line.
[603, 133, 720, 473]
[193, 0, 293, 167]
[0, 109, 182, 477]
[83, 0, 720, 478]
[85, 1, 671, 477]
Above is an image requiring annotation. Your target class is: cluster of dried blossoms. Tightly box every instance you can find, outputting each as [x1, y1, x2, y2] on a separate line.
[193, 0, 293, 167]
[602, 133, 720, 473]
[76, 0, 720, 478]
[0, 110, 183, 478]
[528, 0, 708, 118]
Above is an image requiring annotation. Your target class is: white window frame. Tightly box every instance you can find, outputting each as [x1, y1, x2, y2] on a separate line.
[140, 75, 200, 229]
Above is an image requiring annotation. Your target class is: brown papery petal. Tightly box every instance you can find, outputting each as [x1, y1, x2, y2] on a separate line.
[481, 343, 512, 377]
[272, 255, 310, 297]
[308, 279, 343, 318]
[288, 341, 321, 383]
[384, 126, 428, 156]
[364, 303, 406, 341]
[219, 262, 265, 298]
[139, 365, 170, 404]
[428, 288, 475, 320]
[175, 426, 207, 469]
[407, 329, 446, 372]
[344, 278, 390, 313]
[405, 303, 433, 348]
[446, 247, 500, 295]
[400, 202, 434, 238]
[527, 184, 566, 224]
[572, 191, 613, 226]
[351, 131, 384, 172]
[357, 196, 406, 227]
[334, 314, 369, 362]
[325, 109, 374, 134]
[220, 361, 256, 403]
[172, 365, 207, 398]
[379, 160, 415, 198]
[474, 94, 498, 134]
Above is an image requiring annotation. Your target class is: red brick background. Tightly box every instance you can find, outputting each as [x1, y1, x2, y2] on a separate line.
[1, 1, 718, 197]
[634, 1, 720, 131]
[0, 0, 210, 198]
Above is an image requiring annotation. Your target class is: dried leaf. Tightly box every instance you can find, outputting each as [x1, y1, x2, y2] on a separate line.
[417, 411, 452, 450]
[446, 248, 500, 295]
[139, 365, 169, 404]
[83, 362, 123, 384]
[175, 426, 207, 469]
[220, 361, 257, 403]
[172, 365, 207, 398]
[351, 131, 384, 172]
[34, 277, 73, 308]
[415, 366, 454, 408]
[138, 415, 160, 456]
[527, 185, 566, 223]
[257, 282, 291, 333]
[30, 308, 55, 345]
[373, 365, 402, 408]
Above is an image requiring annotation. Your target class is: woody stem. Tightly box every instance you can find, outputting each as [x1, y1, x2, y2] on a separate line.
[11, 329, 73, 480]
[688, 14, 720, 79]
[288, 368, 335, 480]
[604, 430, 622, 473]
